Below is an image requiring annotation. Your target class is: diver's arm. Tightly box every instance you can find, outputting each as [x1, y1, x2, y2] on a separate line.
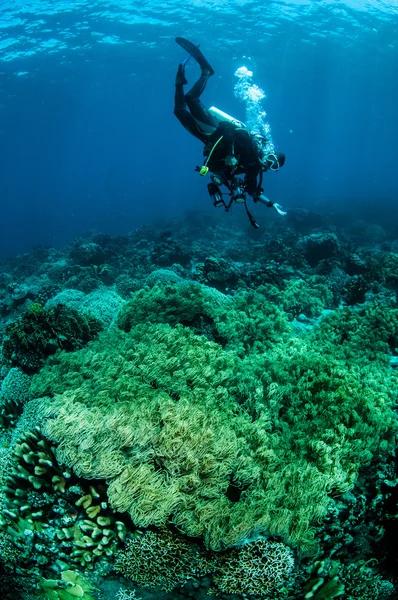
[254, 194, 287, 216]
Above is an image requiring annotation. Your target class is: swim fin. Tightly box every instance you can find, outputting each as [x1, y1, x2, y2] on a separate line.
[175, 37, 215, 76]
[180, 52, 193, 68]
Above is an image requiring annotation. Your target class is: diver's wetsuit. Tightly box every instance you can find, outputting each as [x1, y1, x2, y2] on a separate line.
[173, 37, 286, 227]
[174, 76, 265, 196]
[174, 71, 218, 143]
[173, 36, 266, 195]
[203, 121, 266, 195]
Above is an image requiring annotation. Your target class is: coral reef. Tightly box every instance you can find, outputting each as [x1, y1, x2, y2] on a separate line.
[302, 557, 395, 600]
[1, 210, 398, 598]
[145, 268, 184, 288]
[115, 529, 210, 592]
[39, 570, 95, 600]
[0, 367, 31, 427]
[46, 288, 125, 328]
[115, 530, 295, 598]
[211, 538, 295, 597]
[298, 232, 341, 267]
[117, 282, 289, 354]
[30, 304, 397, 555]
[1, 303, 102, 373]
[114, 274, 141, 298]
[151, 237, 191, 267]
[0, 426, 127, 584]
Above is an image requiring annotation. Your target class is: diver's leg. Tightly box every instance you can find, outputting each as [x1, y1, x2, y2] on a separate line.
[185, 72, 218, 130]
[175, 37, 216, 131]
[176, 54, 191, 85]
[174, 71, 208, 142]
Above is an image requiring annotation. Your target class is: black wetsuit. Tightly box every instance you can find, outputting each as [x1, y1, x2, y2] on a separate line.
[175, 64, 278, 228]
[203, 122, 265, 195]
[174, 71, 217, 142]
[174, 74, 265, 197]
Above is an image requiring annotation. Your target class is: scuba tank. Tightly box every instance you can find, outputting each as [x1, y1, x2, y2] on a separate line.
[198, 107, 246, 177]
[209, 106, 246, 129]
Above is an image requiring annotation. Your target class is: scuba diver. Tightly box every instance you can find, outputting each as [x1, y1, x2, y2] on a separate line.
[174, 37, 287, 229]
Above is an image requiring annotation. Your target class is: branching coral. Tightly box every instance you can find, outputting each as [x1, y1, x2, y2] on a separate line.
[115, 529, 295, 598]
[212, 538, 295, 597]
[0, 368, 31, 428]
[114, 529, 210, 591]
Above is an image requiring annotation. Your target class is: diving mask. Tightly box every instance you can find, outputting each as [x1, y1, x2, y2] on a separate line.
[265, 153, 280, 171]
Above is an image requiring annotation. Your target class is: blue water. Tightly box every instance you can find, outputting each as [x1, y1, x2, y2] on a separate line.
[0, 0, 397, 259]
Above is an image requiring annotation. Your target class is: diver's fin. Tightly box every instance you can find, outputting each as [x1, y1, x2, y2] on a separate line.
[175, 37, 215, 75]
[180, 53, 193, 68]
[176, 63, 188, 85]
[177, 44, 201, 84]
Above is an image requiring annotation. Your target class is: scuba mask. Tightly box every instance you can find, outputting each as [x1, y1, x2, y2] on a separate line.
[266, 153, 280, 171]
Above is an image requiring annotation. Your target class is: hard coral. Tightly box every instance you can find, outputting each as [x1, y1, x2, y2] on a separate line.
[298, 233, 341, 267]
[115, 529, 210, 591]
[303, 561, 344, 599]
[195, 256, 242, 292]
[145, 268, 183, 288]
[212, 538, 295, 597]
[341, 560, 395, 599]
[115, 530, 295, 599]
[69, 241, 106, 266]
[0, 557, 28, 599]
[303, 558, 395, 600]
[46, 288, 125, 329]
[115, 274, 141, 298]
[0, 368, 31, 428]
[151, 238, 191, 267]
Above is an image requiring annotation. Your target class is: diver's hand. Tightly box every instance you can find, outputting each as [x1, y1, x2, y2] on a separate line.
[254, 194, 287, 215]
[272, 203, 287, 216]
[225, 155, 238, 167]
